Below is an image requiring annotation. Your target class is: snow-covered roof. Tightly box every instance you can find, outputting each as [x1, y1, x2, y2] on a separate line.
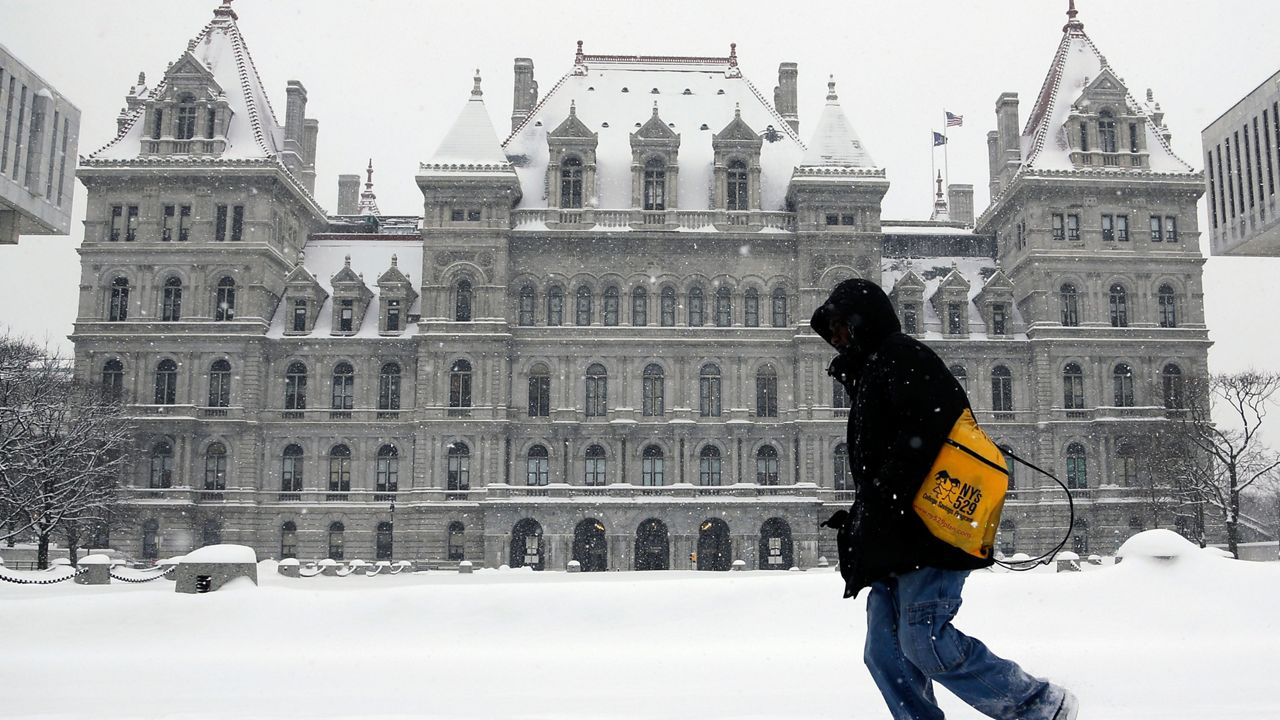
[502, 47, 806, 211]
[266, 238, 423, 339]
[420, 72, 514, 175]
[799, 79, 875, 169]
[1018, 6, 1192, 173]
[880, 256, 1027, 340]
[88, 1, 283, 162]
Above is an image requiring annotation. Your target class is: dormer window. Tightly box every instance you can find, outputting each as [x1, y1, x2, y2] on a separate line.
[292, 300, 307, 332]
[560, 157, 584, 209]
[176, 94, 197, 140]
[643, 157, 666, 211]
[727, 160, 749, 211]
[338, 299, 354, 332]
[385, 299, 401, 331]
[152, 110, 163, 141]
[1098, 110, 1117, 153]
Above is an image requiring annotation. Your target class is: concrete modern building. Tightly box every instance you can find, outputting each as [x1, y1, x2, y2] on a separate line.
[1202, 68, 1280, 256]
[72, 1, 1265, 569]
[0, 43, 80, 244]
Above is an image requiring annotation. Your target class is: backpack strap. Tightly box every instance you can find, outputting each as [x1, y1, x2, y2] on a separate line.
[994, 444, 1076, 571]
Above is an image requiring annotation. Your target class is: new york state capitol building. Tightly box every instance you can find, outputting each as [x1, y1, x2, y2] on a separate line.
[74, 2, 1219, 569]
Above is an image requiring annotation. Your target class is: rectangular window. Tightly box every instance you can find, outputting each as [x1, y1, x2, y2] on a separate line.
[230, 205, 244, 241]
[56, 116, 69, 206]
[162, 204, 175, 241]
[1149, 215, 1162, 242]
[1235, 131, 1245, 216]
[1079, 121, 1088, 152]
[12, 84, 26, 181]
[45, 110, 58, 199]
[825, 214, 839, 226]
[1218, 145, 1230, 222]
[151, 108, 162, 141]
[992, 304, 1007, 335]
[178, 205, 191, 242]
[1255, 117, 1265, 204]
[902, 303, 917, 334]
[1265, 108, 1276, 197]
[841, 214, 856, 226]
[1166, 215, 1178, 242]
[109, 205, 122, 242]
[466, 209, 481, 221]
[292, 300, 307, 332]
[755, 376, 778, 418]
[1, 75, 13, 174]
[215, 204, 228, 241]
[744, 294, 759, 327]
[206, 108, 216, 139]
[1225, 138, 1237, 218]
[1015, 219, 1025, 249]
[125, 205, 139, 242]
[385, 299, 401, 331]
[338, 299, 353, 332]
[1208, 151, 1219, 229]
[1051, 213, 1065, 241]
[1101, 214, 1114, 241]
[631, 292, 646, 326]
[450, 209, 464, 222]
[1115, 215, 1128, 241]
[1067, 214, 1080, 241]
[1129, 122, 1139, 153]
[947, 303, 963, 335]
[528, 375, 550, 417]
[1244, 124, 1256, 209]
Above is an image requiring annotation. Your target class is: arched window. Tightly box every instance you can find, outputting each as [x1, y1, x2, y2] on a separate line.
[560, 156, 584, 209]
[698, 445, 722, 486]
[149, 441, 173, 488]
[331, 362, 354, 410]
[154, 359, 178, 405]
[642, 363, 665, 416]
[1060, 283, 1079, 327]
[328, 445, 351, 496]
[375, 445, 399, 494]
[756, 364, 778, 417]
[771, 287, 788, 327]
[832, 377, 850, 411]
[641, 445, 665, 486]
[1063, 362, 1085, 409]
[214, 277, 236, 321]
[602, 286, 620, 326]
[1162, 364, 1185, 409]
[108, 277, 130, 321]
[584, 444, 607, 486]
[660, 287, 676, 326]
[280, 521, 298, 559]
[518, 285, 536, 326]
[527, 363, 551, 417]
[378, 362, 401, 411]
[1109, 283, 1128, 328]
[526, 444, 550, 486]
[1113, 363, 1135, 407]
[203, 442, 227, 491]
[1098, 110, 1117, 153]
[447, 442, 471, 491]
[687, 286, 704, 326]
[585, 363, 608, 417]
[328, 521, 345, 560]
[834, 443, 850, 490]
[102, 359, 124, 398]
[1065, 442, 1088, 489]
[631, 287, 648, 326]
[455, 279, 473, 322]
[161, 277, 183, 321]
[376, 521, 394, 560]
[699, 363, 722, 417]
[744, 288, 760, 327]
[447, 521, 466, 560]
[950, 365, 968, 394]
[546, 286, 564, 326]
[991, 365, 1013, 412]
[715, 286, 732, 326]
[281, 445, 303, 493]
[448, 359, 472, 408]
[756, 445, 781, 485]
[726, 159, 749, 211]
[575, 285, 593, 326]
[643, 157, 666, 211]
[284, 362, 307, 410]
[142, 519, 160, 559]
[175, 93, 197, 140]
[208, 359, 231, 408]
[1158, 284, 1178, 328]
[1116, 442, 1139, 486]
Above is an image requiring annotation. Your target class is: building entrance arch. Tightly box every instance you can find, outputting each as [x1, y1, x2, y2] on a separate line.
[573, 518, 608, 572]
[510, 518, 545, 570]
[634, 518, 669, 571]
[759, 517, 794, 569]
[697, 518, 732, 571]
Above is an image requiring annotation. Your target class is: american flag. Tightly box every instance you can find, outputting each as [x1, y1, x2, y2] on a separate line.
[946, 111, 964, 127]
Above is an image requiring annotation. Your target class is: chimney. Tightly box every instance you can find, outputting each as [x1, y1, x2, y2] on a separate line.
[774, 62, 799, 133]
[302, 119, 319, 195]
[948, 184, 974, 226]
[512, 58, 538, 132]
[337, 174, 360, 215]
[284, 81, 308, 173]
[996, 92, 1021, 181]
[986, 130, 1000, 199]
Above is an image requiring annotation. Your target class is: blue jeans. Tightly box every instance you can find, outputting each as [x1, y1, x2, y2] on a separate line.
[864, 567, 1065, 720]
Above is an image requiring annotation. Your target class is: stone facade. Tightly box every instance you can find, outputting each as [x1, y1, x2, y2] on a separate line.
[71, 2, 1254, 571]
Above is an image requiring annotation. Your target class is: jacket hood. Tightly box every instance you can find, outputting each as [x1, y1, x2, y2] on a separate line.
[810, 278, 901, 356]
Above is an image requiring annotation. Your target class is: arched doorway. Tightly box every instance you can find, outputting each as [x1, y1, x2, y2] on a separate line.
[510, 518, 545, 570]
[758, 517, 794, 570]
[634, 518, 669, 571]
[697, 518, 732, 571]
[573, 518, 608, 572]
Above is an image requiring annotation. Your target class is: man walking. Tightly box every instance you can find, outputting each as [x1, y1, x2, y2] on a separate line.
[811, 278, 1077, 720]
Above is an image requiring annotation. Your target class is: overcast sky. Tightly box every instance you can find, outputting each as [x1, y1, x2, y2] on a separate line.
[2, 0, 1279, 376]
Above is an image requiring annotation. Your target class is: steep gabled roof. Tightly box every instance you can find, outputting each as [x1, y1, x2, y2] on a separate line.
[376, 255, 413, 286]
[799, 78, 876, 169]
[88, 1, 283, 161]
[421, 72, 513, 172]
[548, 101, 596, 140]
[1018, 3, 1192, 173]
[634, 103, 679, 140]
[713, 105, 760, 143]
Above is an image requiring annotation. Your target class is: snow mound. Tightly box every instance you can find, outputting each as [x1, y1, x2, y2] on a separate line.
[278, 558, 300, 567]
[182, 544, 257, 564]
[1056, 551, 1080, 561]
[1116, 529, 1200, 560]
[219, 576, 257, 592]
[1202, 546, 1235, 559]
[78, 554, 112, 565]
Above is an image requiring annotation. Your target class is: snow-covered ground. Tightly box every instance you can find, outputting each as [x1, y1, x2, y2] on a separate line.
[1, 541, 1276, 719]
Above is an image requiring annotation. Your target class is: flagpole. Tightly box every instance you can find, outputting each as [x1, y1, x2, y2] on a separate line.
[930, 133, 936, 210]
[942, 111, 950, 196]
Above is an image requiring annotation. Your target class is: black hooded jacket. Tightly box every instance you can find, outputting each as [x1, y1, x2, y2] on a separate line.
[812, 278, 992, 599]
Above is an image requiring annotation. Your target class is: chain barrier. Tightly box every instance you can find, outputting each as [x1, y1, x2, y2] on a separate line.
[0, 566, 88, 585]
[108, 565, 177, 583]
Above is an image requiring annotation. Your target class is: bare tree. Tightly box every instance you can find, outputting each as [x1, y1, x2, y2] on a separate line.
[1174, 371, 1280, 557]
